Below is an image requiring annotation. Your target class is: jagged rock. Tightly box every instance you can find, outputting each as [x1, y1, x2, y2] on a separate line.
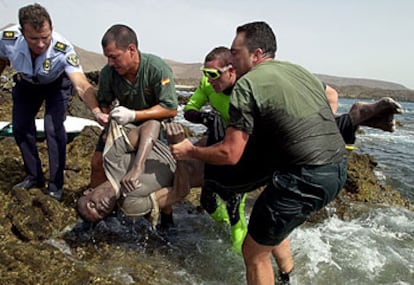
[7, 187, 76, 241]
[0, 240, 123, 285]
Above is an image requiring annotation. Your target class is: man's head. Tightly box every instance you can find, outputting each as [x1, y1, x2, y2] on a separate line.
[230, 21, 277, 78]
[201, 46, 236, 94]
[77, 181, 118, 222]
[101, 24, 139, 76]
[18, 3, 53, 57]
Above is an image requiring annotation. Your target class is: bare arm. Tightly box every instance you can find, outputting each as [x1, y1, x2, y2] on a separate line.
[156, 122, 204, 208]
[170, 126, 248, 165]
[121, 120, 161, 193]
[67, 72, 109, 125]
[133, 104, 177, 122]
[325, 84, 339, 114]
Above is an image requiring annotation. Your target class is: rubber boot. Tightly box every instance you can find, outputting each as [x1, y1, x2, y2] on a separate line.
[210, 198, 230, 224]
[230, 193, 247, 252]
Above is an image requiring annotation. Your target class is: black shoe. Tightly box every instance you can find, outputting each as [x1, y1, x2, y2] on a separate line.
[276, 271, 291, 285]
[160, 212, 174, 227]
[45, 184, 64, 201]
[13, 179, 45, 190]
[157, 212, 175, 232]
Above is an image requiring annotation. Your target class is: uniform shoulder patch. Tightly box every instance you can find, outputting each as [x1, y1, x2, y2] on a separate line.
[54, 41, 68, 53]
[66, 53, 80, 67]
[43, 59, 51, 72]
[2, 31, 17, 40]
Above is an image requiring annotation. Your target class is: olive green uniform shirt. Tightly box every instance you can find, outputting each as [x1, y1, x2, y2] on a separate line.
[98, 52, 177, 111]
[229, 60, 346, 168]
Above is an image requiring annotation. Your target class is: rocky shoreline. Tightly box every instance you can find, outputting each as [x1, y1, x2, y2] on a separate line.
[0, 70, 412, 284]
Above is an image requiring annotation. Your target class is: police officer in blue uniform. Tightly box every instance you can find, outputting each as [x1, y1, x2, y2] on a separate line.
[0, 3, 100, 200]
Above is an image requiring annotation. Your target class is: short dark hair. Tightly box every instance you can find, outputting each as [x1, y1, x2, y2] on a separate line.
[18, 3, 52, 31]
[204, 46, 232, 66]
[101, 24, 138, 50]
[236, 21, 277, 58]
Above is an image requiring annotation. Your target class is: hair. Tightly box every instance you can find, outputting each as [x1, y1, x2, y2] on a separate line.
[204, 46, 232, 66]
[101, 24, 138, 50]
[18, 3, 52, 31]
[75, 196, 97, 223]
[236, 21, 277, 58]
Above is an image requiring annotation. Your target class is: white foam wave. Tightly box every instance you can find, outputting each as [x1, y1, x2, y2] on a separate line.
[290, 208, 414, 284]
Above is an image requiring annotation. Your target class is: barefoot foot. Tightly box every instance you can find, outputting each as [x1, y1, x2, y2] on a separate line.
[348, 97, 403, 127]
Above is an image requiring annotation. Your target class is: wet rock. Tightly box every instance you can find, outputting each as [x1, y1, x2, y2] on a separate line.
[0, 240, 123, 285]
[343, 151, 411, 208]
[308, 151, 413, 223]
[7, 187, 76, 241]
[64, 125, 101, 192]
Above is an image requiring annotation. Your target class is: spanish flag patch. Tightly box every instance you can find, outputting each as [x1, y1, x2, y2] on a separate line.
[161, 77, 170, 86]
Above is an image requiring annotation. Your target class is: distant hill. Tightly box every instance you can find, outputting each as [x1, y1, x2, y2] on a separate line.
[315, 74, 409, 91]
[163, 59, 202, 86]
[0, 23, 14, 30]
[78, 48, 412, 90]
[2, 21, 412, 102]
[74, 48, 203, 85]
[74, 46, 107, 73]
[1, 21, 411, 93]
[70, 46, 414, 102]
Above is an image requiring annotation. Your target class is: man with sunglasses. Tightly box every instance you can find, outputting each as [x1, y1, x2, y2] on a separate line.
[171, 21, 402, 285]
[183, 45, 402, 258]
[0, 4, 99, 201]
[184, 47, 248, 252]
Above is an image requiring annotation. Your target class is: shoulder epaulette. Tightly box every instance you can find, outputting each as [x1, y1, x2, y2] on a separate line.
[53, 41, 68, 53]
[2, 31, 17, 40]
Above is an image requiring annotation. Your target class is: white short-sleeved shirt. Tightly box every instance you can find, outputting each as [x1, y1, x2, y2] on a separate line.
[0, 24, 83, 84]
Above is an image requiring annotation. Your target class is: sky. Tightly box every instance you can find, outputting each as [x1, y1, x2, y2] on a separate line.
[1, 0, 413, 89]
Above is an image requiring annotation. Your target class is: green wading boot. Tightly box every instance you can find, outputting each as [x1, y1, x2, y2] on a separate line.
[230, 193, 248, 252]
[210, 198, 230, 224]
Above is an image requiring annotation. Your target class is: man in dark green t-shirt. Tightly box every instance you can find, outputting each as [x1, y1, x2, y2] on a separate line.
[87, 24, 177, 187]
[80, 24, 178, 225]
[170, 21, 347, 284]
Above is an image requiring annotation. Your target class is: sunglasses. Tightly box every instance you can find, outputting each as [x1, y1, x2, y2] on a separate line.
[201, 65, 231, 80]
